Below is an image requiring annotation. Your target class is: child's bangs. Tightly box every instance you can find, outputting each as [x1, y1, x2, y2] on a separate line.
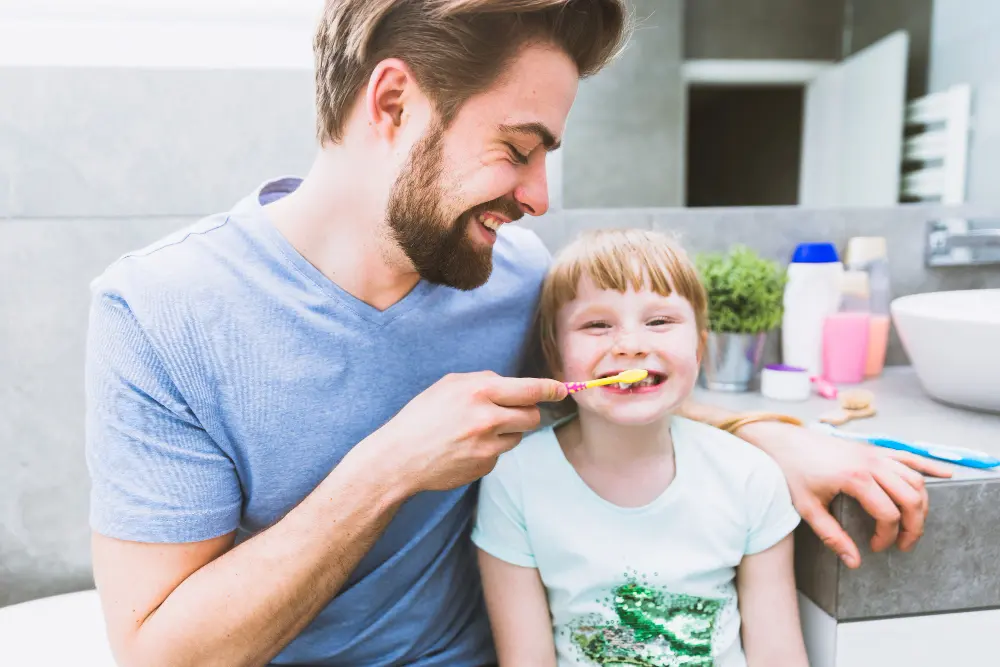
[555, 230, 686, 302]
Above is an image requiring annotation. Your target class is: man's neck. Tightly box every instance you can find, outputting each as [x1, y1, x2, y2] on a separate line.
[264, 151, 421, 312]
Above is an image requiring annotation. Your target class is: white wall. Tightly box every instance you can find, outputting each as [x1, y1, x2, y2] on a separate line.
[0, 0, 323, 68]
[928, 0, 1000, 205]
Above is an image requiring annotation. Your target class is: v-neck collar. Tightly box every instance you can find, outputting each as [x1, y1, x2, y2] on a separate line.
[245, 176, 440, 328]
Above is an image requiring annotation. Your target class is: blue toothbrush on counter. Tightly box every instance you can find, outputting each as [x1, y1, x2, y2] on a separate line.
[810, 423, 1000, 470]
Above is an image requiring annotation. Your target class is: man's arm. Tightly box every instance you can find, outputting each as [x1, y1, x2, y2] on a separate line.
[677, 400, 952, 568]
[736, 535, 809, 667]
[93, 372, 565, 667]
[478, 551, 558, 667]
[93, 448, 403, 667]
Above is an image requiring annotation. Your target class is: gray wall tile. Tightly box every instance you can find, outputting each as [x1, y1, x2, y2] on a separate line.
[563, 0, 685, 209]
[684, 0, 843, 60]
[0, 216, 195, 607]
[0, 68, 316, 218]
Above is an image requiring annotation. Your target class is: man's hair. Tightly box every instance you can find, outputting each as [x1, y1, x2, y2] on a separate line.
[313, 0, 631, 144]
[538, 228, 708, 375]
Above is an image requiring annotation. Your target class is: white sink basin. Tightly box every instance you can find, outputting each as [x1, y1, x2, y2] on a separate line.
[891, 289, 1000, 413]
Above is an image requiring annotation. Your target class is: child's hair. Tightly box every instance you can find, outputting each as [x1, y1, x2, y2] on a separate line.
[538, 228, 708, 376]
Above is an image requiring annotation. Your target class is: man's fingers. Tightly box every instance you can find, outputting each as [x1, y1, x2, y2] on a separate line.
[798, 500, 861, 568]
[884, 456, 928, 492]
[843, 473, 902, 553]
[875, 462, 929, 552]
[484, 377, 568, 407]
[885, 450, 954, 479]
[493, 406, 542, 435]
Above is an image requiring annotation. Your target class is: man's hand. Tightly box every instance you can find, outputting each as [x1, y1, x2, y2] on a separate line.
[737, 422, 953, 568]
[357, 371, 568, 495]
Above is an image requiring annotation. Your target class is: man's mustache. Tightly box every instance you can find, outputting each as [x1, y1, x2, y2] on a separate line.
[467, 197, 523, 223]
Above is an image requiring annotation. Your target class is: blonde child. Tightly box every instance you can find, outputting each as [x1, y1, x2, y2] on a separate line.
[472, 229, 809, 667]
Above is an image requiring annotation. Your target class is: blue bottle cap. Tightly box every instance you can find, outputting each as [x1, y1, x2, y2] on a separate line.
[791, 242, 839, 263]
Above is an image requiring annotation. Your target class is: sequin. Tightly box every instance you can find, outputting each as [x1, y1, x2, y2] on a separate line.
[566, 575, 726, 666]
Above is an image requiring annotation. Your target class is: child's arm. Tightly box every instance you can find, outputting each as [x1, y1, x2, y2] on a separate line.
[478, 549, 557, 667]
[736, 534, 810, 667]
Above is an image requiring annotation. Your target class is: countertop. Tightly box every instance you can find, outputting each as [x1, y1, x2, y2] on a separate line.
[692, 366, 1000, 481]
[693, 366, 1000, 620]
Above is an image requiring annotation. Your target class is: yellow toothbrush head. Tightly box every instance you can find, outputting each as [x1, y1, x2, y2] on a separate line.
[614, 369, 648, 384]
[564, 368, 650, 394]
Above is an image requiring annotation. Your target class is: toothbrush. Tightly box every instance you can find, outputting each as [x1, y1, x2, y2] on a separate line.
[564, 369, 649, 394]
[811, 422, 1000, 470]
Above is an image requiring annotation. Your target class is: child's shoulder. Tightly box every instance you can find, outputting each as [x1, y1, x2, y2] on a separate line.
[673, 416, 785, 481]
[489, 418, 567, 481]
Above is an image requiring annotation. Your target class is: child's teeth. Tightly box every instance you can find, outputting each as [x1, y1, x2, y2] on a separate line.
[618, 382, 630, 390]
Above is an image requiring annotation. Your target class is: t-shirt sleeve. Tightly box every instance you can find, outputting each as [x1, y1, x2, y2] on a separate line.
[744, 454, 801, 555]
[471, 450, 536, 568]
[85, 290, 242, 543]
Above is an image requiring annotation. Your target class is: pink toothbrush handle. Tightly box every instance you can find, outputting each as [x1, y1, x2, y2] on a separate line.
[564, 381, 589, 394]
[811, 376, 838, 399]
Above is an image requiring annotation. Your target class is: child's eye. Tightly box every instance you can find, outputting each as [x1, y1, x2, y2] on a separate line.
[582, 321, 611, 330]
[647, 317, 678, 327]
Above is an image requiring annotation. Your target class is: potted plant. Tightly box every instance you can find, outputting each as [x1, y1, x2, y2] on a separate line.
[695, 245, 786, 391]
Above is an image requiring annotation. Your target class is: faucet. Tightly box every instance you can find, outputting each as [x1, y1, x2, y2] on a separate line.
[926, 218, 1000, 267]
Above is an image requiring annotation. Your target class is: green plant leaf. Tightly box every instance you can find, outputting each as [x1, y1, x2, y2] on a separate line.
[695, 245, 787, 334]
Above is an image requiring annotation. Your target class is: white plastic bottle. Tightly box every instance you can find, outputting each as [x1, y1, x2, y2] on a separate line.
[781, 243, 844, 376]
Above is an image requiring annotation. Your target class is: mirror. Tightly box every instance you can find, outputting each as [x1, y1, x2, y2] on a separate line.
[558, 0, 992, 211]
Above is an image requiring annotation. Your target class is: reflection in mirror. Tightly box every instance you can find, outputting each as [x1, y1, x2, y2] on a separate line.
[562, 0, 995, 210]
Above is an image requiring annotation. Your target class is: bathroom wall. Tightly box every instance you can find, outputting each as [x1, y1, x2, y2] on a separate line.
[562, 0, 685, 209]
[929, 0, 1000, 208]
[684, 0, 844, 61]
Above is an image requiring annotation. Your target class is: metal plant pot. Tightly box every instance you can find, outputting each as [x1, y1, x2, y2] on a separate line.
[699, 331, 768, 392]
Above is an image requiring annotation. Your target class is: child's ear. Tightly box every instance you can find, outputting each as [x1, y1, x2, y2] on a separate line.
[697, 330, 708, 365]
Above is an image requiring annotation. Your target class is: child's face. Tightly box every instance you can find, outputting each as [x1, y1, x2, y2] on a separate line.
[555, 275, 703, 426]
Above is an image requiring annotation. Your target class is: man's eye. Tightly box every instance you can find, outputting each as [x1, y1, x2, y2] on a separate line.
[504, 143, 530, 165]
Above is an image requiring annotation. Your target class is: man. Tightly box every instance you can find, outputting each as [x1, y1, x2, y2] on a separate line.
[85, 2, 948, 666]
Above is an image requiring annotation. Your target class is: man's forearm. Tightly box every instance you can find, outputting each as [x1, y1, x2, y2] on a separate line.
[130, 448, 407, 667]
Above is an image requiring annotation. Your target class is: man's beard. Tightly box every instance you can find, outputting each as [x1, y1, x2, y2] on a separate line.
[386, 125, 520, 291]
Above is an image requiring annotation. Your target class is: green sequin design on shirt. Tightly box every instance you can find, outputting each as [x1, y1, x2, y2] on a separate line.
[567, 576, 725, 667]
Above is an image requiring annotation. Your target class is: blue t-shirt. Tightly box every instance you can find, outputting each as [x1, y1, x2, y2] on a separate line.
[84, 177, 552, 665]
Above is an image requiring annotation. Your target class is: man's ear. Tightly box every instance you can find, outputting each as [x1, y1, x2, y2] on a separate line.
[364, 58, 431, 144]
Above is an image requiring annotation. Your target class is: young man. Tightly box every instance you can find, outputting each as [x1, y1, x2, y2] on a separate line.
[85, 2, 948, 666]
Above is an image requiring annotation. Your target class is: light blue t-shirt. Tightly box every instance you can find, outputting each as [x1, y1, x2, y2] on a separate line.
[84, 177, 552, 666]
[471, 416, 801, 667]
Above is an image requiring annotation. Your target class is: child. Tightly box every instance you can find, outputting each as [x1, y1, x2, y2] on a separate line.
[472, 229, 809, 667]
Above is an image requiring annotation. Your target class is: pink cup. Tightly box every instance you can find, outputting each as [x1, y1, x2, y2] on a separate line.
[822, 312, 870, 384]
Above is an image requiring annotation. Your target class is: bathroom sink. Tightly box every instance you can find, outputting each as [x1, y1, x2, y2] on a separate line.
[891, 289, 1000, 413]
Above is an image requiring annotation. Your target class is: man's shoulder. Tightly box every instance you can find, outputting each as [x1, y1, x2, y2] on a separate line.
[92, 212, 236, 309]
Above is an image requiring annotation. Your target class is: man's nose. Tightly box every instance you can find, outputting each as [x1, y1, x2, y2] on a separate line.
[513, 156, 550, 217]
